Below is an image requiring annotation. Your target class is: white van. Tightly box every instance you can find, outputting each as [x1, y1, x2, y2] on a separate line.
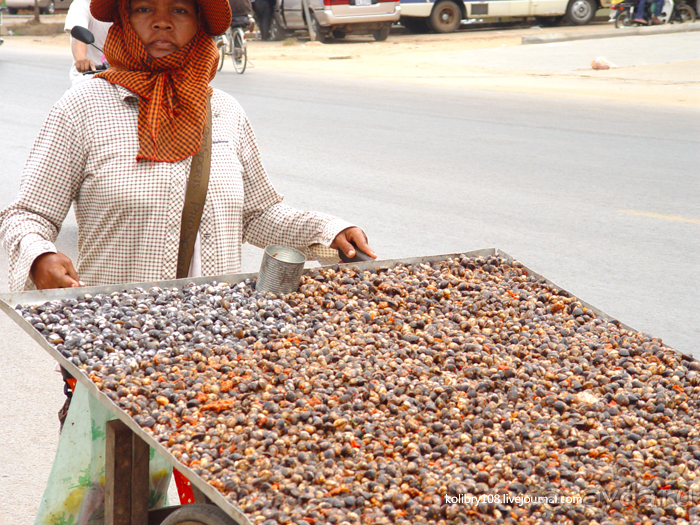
[271, 0, 401, 42]
[399, 0, 603, 32]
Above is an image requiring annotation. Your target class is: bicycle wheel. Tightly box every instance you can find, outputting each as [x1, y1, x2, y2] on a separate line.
[216, 37, 226, 71]
[231, 28, 247, 74]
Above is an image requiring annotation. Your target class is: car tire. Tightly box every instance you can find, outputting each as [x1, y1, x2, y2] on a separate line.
[41, 0, 55, 14]
[312, 15, 327, 43]
[535, 15, 564, 25]
[332, 29, 346, 39]
[373, 24, 391, 41]
[428, 0, 462, 33]
[269, 16, 286, 41]
[401, 16, 430, 33]
[566, 0, 596, 24]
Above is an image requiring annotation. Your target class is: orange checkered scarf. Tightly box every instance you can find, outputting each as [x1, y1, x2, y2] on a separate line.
[96, 0, 219, 163]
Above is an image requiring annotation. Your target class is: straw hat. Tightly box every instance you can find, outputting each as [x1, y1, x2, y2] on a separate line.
[91, 0, 232, 36]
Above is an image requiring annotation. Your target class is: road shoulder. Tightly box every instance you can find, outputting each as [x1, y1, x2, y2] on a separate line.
[3, 21, 700, 108]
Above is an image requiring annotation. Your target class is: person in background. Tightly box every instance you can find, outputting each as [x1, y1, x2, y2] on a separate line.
[252, 0, 274, 39]
[635, 0, 664, 23]
[229, 0, 252, 21]
[64, 0, 112, 85]
[229, 0, 254, 36]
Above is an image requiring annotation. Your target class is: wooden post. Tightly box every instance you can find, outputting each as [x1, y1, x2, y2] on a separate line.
[105, 420, 150, 525]
[106, 420, 133, 525]
[131, 430, 150, 525]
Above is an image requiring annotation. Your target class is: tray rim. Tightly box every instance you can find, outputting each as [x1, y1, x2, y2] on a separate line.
[1, 247, 670, 522]
[0, 248, 632, 332]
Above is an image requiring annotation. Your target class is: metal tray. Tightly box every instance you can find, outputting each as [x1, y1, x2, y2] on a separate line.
[0, 247, 649, 523]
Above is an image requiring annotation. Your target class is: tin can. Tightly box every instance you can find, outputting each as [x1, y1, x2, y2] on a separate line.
[255, 245, 306, 294]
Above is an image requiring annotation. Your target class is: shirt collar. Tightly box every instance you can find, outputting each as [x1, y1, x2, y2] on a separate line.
[115, 84, 139, 102]
[113, 83, 219, 115]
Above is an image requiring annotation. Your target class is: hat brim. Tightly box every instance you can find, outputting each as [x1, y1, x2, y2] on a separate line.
[91, 0, 232, 36]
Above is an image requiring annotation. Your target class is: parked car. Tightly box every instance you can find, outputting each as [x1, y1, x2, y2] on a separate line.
[269, 0, 400, 42]
[400, 0, 603, 33]
[5, 0, 73, 15]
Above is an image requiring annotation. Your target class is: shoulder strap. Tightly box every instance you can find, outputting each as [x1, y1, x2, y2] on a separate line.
[176, 96, 212, 279]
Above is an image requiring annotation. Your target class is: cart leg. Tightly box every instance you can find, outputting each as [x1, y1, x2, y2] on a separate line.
[105, 419, 150, 525]
[104, 421, 225, 525]
[132, 428, 151, 521]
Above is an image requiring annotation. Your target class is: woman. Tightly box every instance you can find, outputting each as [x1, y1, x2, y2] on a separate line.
[1, 0, 374, 293]
[0, 0, 374, 521]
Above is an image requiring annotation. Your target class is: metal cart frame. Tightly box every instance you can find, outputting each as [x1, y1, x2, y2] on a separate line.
[0, 248, 649, 524]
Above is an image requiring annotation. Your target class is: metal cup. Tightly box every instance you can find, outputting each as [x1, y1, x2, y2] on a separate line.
[256, 245, 306, 294]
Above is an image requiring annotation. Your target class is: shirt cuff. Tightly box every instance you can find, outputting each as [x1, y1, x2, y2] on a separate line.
[15, 234, 57, 292]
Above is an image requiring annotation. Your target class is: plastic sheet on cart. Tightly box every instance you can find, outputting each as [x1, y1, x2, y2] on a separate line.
[34, 383, 172, 525]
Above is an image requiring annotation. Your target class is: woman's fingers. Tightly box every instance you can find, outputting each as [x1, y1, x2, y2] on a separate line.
[54, 272, 81, 289]
[349, 230, 377, 259]
[334, 234, 356, 258]
[61, 257, 82, 287]
[331, 227, 377, 260]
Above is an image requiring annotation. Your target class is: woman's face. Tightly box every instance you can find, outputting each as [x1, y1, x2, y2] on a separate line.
[129, 0, 199, 58]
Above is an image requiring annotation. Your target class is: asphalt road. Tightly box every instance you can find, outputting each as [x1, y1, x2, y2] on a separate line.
[0, 35, 698, 523]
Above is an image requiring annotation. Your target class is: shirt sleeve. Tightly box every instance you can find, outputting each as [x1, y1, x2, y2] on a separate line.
[0, 103, 86, 292]
[64, 0, 91, 32]
[237, 114, 354, 264]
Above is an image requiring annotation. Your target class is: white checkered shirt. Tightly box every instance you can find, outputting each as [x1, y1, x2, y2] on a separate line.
[0, 80, 352, 292]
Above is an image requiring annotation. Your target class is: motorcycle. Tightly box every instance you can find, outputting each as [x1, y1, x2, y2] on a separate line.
[608, 0, 625, 21]
[613, 0, 696, 26]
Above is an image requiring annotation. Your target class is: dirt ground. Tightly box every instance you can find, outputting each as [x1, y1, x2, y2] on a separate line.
[246, 24, 700, 107]
[3, 19, 700, 107]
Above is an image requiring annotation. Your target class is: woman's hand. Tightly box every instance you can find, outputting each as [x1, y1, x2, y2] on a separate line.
[331, 227, 377, 260]
[30, 252, 83, 290]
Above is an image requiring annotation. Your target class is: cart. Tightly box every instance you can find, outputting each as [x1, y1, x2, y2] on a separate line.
[0, 248, 660, 524]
